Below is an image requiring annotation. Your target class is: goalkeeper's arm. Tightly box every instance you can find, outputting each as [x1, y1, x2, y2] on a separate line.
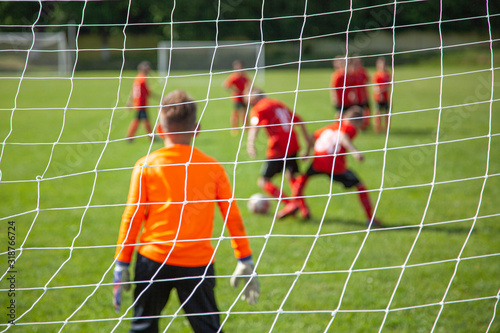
[215, 165, 259, 305]
[112, 260, 131, 313]
[230, 256, 260, 305]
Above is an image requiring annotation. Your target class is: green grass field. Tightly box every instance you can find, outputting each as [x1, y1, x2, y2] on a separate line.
[0, 53, 499, 332]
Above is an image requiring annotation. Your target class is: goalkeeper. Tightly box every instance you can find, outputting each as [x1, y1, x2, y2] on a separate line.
[113, 89, 259, 333]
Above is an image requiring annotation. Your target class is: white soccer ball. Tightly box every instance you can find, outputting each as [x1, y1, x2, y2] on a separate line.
[247, 193, 270, 215]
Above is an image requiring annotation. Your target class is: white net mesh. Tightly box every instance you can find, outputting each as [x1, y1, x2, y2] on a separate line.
[0, 1, 499, 332]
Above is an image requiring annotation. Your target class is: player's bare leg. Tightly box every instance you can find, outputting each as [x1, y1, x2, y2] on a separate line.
[230, 110, 239, 136]
[127, 118, 140, 142]
[374, 111, 382, 133]
[239, 109, 247, 128]
[361, 106, 371, 131]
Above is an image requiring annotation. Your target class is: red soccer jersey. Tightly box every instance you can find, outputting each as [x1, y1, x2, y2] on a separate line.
[330, 69, 357, 108]
[312, 121, 357, 175]
[372, 70, 391, 103]
[224, 72, 249, 103]
[250, 98, 301, 159]
[133, 73, 150, 108]
[353, 67, 370, 105]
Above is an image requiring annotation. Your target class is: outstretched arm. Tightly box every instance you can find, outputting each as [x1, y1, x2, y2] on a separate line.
[339, 132, 363, 162]
[247, 126, 259, 158]
[299, 123, 315, 158]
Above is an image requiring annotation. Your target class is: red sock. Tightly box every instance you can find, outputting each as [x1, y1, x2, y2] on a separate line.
[263, 181, 290, 204]
[143, 119, 152, 134]
[292, 175, 309, 196]
[357, 184, 373, 220]
[362, 108, 371, 130]
[290, 175, 309, 215]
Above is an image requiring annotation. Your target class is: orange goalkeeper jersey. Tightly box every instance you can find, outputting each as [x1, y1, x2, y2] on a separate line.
[115, 144, 252, 267]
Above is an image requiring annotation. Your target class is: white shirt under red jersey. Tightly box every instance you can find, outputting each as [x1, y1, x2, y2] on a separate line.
[312, 121, 357, 175]
[250, 97, 301, 159]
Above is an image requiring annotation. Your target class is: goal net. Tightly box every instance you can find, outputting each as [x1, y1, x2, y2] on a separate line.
[0, 32, 70, 76]
[157, 40, 265, 77]
[0, 1, 499, 332]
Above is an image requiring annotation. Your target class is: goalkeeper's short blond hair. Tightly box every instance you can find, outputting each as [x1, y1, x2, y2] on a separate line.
[159, 90, 197, 133]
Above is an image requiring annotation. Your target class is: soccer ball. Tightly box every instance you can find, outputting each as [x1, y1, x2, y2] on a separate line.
[247, 193, 270, 215]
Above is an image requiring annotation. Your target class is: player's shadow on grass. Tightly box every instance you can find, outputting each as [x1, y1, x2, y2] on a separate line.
[310, 218, 472, 235]
[386, 127, 435, 136]
[310, 217, 368, 229]
[418, 224, 475, 235]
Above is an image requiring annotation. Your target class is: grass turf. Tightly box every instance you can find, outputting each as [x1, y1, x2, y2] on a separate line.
[0, 55, 499, 332]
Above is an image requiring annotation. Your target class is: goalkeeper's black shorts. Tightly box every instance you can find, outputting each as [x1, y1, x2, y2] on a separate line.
[130, 253, 221, 333]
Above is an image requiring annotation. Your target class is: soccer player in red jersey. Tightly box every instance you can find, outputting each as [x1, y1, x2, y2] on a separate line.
[351, 56, 371, 130]
[372, 57, 392, 133]
[223, 60, 250, 135]
[126, 61, 156, 142]
[245, 88, 314, 219]
[113, 90, 259, 333]
[291, 106, 381, 227]
[330, 56, 358, 117]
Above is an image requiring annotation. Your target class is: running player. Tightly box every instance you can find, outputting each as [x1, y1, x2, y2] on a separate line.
[126, 61, 156, 142]
[372, 57, 392, 133]
[290, 106, 381, 227]
[246, 88, 314, 220]
[351, 56, 371, 130]
[223, 60, 250, 135]
[330, 56, 358, 117]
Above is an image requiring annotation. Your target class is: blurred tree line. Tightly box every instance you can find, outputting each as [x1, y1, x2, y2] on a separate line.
[1, 0, 498, 41]
[1, 0, 497, 70]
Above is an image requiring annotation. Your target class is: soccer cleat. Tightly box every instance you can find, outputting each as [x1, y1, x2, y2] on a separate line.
[297, 199, 311, 220]
[300, 208, 311, 220]
[277, 202, 299, 219]
[367, 218, 383, 228]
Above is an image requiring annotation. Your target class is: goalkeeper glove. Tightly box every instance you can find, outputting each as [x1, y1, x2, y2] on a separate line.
[230, 257, 260, 305]
[113, 261, 131, 313]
